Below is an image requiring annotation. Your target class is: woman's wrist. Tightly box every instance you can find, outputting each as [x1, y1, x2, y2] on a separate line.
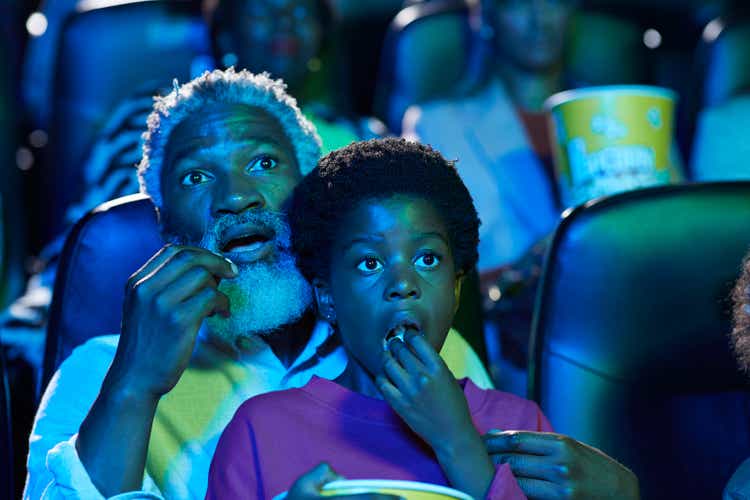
[433, 427, 495, 499]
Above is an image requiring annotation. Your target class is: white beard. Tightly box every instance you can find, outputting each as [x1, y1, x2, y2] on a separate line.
[165, 210, 313, 348]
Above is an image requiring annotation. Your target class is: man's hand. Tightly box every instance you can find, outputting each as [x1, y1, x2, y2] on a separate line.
[107, 245, 237, 399]
[77, 245, 237, 496]
[483, 430, 640, 500]
[375, 333, 494, 498]
[286, 463, 403, 500]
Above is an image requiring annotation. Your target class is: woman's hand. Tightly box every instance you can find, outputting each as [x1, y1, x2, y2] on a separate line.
[375, 333, 494, 498]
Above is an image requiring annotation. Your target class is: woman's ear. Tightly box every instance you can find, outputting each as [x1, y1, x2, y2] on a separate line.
[312, 278, 337, 324]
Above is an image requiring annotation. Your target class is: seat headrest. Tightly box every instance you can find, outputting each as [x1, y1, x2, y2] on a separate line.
[533, 182, 750, 393]
[44, 194, 163, 384]
[374, 0, 488, 133]
[700, 16, 750, 107]
[42, 0, 210, 244]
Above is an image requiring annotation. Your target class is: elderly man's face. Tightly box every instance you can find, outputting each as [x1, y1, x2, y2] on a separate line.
[493, 0, 575, 71]
[159, 103, 312, 343]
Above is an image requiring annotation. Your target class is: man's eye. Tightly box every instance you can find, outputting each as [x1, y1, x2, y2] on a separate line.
[247, 155, 279, 172]
[356, 257, 383, 273]
[180, 171, 212, 186]
[415, 253, 440, 270]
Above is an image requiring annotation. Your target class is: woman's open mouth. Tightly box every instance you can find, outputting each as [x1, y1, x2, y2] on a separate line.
[383, 319, 422, 351]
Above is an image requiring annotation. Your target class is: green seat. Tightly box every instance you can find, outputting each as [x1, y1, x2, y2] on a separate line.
[530, 181, 750, 499]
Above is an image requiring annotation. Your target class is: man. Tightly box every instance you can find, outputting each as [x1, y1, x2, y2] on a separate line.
[25, 68, 637, 500]
[24, 68, 490, 499]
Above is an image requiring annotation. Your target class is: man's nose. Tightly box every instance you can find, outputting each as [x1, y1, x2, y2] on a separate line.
[212, 174, 266, 215]
[384, 265, 421, 301]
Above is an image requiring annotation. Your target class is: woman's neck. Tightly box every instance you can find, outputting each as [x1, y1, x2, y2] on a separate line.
[335, 358, 383, 399]
[497, 63, 564, 113]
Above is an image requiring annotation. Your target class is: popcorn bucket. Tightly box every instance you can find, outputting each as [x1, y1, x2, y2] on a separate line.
[273, 480, 473, 500]
[545, 85, 680, 208]
[321, 480, 473, 500]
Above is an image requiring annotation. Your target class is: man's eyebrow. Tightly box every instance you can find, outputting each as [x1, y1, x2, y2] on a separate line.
[168, 136, 289, 169]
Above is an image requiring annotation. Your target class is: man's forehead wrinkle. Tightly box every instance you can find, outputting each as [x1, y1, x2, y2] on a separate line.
[164, 106, 294, 173]
[172, 137, 285, 162]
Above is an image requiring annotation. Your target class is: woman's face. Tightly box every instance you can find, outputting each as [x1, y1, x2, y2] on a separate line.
[492, 0, 575, 71]
[216, 0, 323, 87]
[318, 195, 461, 379]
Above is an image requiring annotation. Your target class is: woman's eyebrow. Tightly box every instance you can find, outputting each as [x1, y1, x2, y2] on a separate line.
[341, 234, 385, 252]
[412, 231, 450, 246]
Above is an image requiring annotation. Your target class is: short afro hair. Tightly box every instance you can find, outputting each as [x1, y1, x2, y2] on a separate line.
[138, 67, 321, 210]
[732, 252, 750, 373]
[290, 138, 480, 282]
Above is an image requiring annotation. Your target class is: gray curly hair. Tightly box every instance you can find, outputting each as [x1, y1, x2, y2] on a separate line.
[137, 68, 322, 210]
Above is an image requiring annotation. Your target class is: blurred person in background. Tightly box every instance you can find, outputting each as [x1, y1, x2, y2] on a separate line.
[403, 0, 574, 287]
[207, 0, 388, 152]
[402, 0, 576, 392]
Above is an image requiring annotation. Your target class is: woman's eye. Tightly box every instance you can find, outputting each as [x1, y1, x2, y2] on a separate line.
[356, 257, 383, 273]
[180, 171, 212, 186]
[415, 253, 440, 270]
[247, 155, 279, 172]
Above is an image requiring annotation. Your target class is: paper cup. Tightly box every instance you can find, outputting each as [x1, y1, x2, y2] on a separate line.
[546, 85, 680, 208]
[321, 479, 473, 500]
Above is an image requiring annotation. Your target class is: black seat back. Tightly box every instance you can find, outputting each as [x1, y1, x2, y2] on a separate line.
[43, 195, 162, 388]
[530, 181, 750, 499]
[36, 0, 209, 248]
[0, 347, 12, 500]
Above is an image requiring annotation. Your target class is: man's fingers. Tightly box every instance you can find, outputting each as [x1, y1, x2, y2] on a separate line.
[513, 477, 562, 500]
[155, 266, 221, 308]
[194, 287, 230, 319]
[483, 431, 562, 456]
[493, 453, 569, 482]
[138, 248, 238, 290]
[129, 245, 181, 285]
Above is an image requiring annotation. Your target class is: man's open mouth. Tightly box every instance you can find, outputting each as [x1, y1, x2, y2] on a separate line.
[383, 319, 422, 351]
[219, 226, 275, 263]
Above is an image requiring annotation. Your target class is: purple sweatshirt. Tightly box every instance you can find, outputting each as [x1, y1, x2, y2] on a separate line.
[206, 376, 553, 499]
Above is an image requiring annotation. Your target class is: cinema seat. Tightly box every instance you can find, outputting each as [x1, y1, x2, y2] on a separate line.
[373, 0, 489, 134]
[698, 14, 750, 109]
[529, 181, 750, 500]
[0, 347, 13, 500]
[38, 0, 210, 248]
[690, 14, 750, 180]
[42, 194, 162, 389]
